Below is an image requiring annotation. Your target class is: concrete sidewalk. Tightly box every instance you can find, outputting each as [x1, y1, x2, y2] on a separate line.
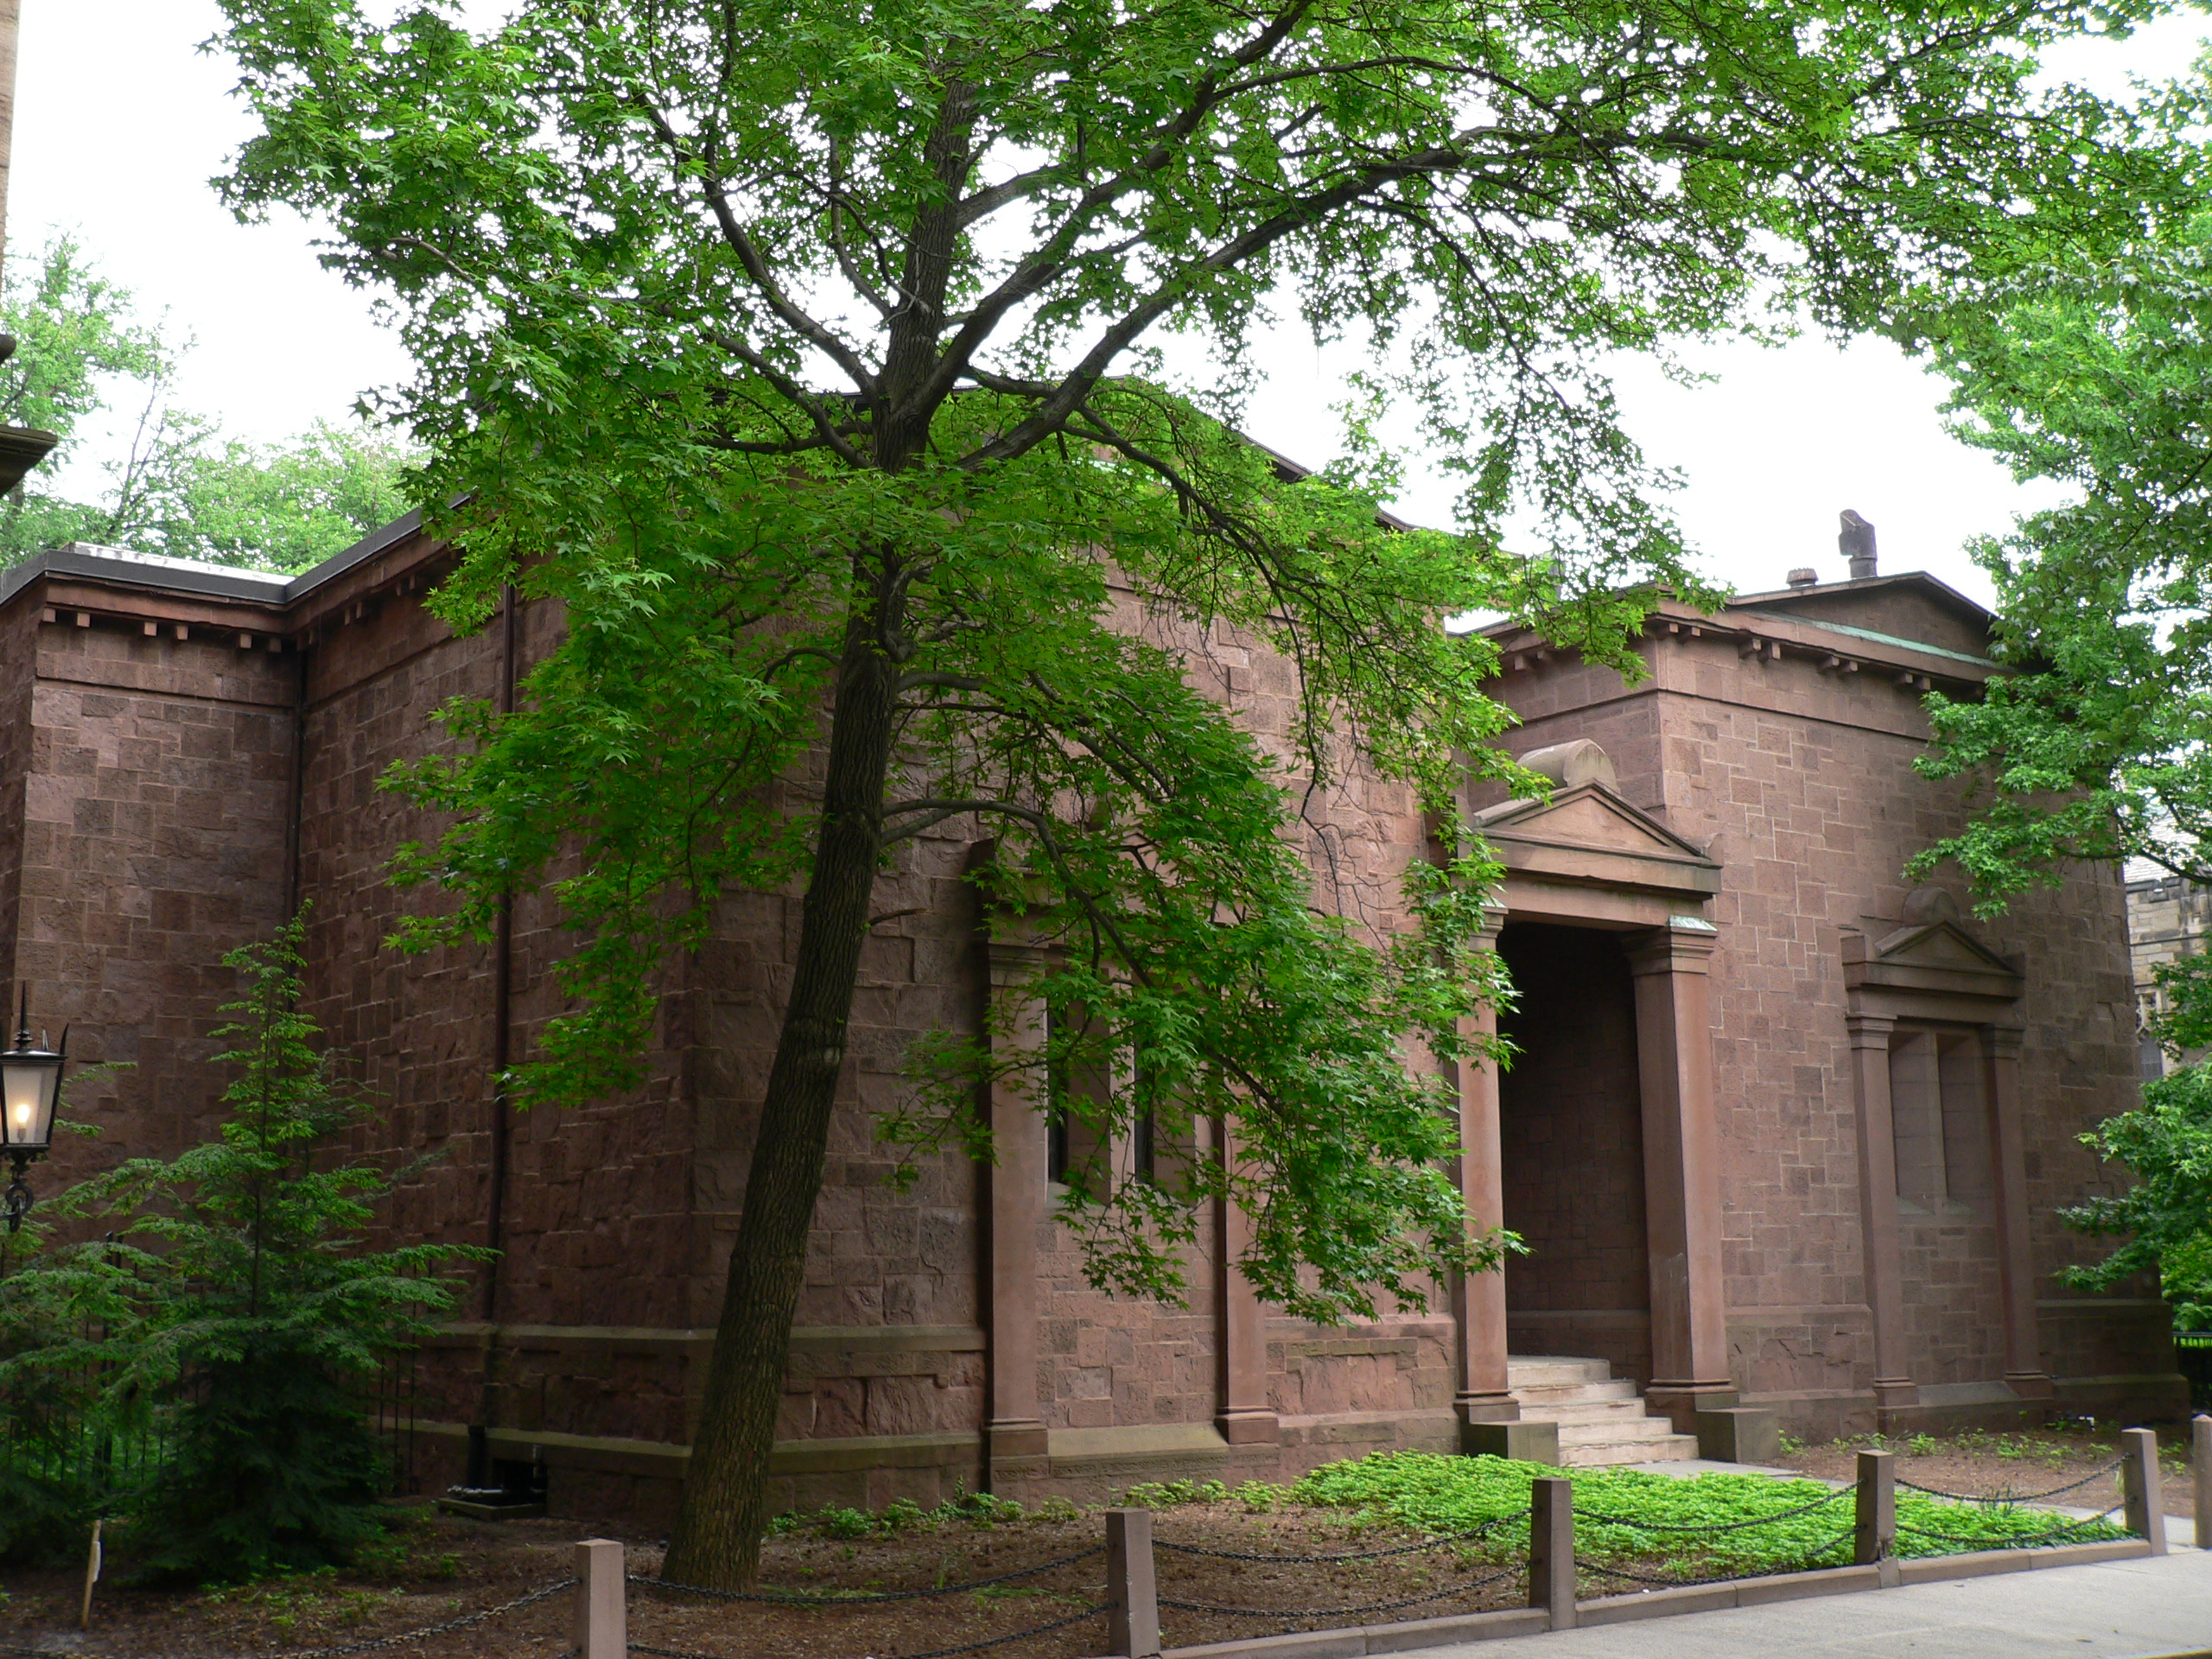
[1398, 1546, 2212, 1659]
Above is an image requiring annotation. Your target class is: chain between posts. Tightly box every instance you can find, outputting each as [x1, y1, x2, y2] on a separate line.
[626, 1600, 1109, 1659]
[1157, 1563, 1522, 1621]
[1895, 1500, 2127, 1548]
[271, 1575, 582, 1658]
[1896, 1457, 2127, 1507]
[1153, 1509, 1524, 1563]
[1580, 1525, 1859, 1588]
[1574, 1485, 1852, 1535]
[630, 1546, 1103, 1605]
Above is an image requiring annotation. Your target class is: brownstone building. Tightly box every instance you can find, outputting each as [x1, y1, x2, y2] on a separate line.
[0, 523, 2183, 1526]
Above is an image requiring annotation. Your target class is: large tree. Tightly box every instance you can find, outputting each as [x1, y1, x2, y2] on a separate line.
[215, 0, 2189, 1583]
[1906, 188, 2212, 1317]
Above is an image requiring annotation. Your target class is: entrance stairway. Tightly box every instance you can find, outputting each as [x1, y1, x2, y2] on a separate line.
[1506, 1356, 1700, 1466]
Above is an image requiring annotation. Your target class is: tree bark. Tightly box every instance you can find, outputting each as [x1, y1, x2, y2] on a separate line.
[661, 556, 904, 1588]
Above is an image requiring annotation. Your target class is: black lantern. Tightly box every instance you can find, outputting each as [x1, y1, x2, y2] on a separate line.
[0, 988, 65, 1233]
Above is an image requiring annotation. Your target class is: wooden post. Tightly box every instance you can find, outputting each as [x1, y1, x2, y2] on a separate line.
[2121, 1427, 2168, 1556]
[1106, 1509, 1161, 1659]
[79, 1519, 101, 1630]
[1529, 1476, 1576, 1631]
[573, 1539, 626, 1659]
[2193, 1414, 2211, 1551]
[1854, 1450, 1897, 1587]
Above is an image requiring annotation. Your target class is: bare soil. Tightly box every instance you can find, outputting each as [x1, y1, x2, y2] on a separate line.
[8, 1425, 2191, 1659]
[1772, 1418, 2200, 1519]
[0, 1501, 1525, 1659]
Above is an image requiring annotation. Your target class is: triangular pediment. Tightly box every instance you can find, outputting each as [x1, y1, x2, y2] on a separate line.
[1471, 783, 1713, 865]
[1467, 782, 1721, 900]
[1869, 919, 2019, 979]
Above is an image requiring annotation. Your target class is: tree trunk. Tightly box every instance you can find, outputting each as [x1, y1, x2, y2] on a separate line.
[660, 560, 904, 1589]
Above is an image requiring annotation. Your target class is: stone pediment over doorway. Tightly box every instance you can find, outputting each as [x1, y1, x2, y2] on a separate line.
[1466, 741, 1720, 906]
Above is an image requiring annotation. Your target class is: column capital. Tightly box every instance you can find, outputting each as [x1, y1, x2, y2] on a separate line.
[1625, 914, 1719, 976]
[1985, 1025, 2025, 1061]
[1844, 1011, 1897, 1048]
[1474, 899, 1508, 949]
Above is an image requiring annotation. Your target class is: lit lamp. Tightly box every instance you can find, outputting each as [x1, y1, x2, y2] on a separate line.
[0, 989, 66, 1233]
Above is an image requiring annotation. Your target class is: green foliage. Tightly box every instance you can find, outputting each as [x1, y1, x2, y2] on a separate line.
[0, 913, 487, 1583]
[1291, 1452, 2125, 1573]
[205, 0, 2200, 1575]
[1120, 1478, 1229, 1509]
[0, 235, 416, 571]
[2056, 1063, 2212, 1322]
[1911, 201, 2212, 926]
[767, 1489, 1030, 1539]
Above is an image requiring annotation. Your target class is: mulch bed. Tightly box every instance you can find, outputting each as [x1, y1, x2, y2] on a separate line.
[1773, 1419, 2198, 1519]
[0, 1502, 1527, 1659]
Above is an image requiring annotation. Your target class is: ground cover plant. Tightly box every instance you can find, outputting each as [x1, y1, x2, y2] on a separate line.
[1291, 1452, 2130, 1578]
[0, 1451, 2143, 1657]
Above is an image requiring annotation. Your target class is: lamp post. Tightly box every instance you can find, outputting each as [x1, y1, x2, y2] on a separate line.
[0, 988, 65, 1232]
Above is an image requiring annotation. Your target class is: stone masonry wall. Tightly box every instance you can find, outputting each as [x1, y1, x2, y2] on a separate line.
[1491, 618, 2171, 1434]
[10, 614, 298, 1192]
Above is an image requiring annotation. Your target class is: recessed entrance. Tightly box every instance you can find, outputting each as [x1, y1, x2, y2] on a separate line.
[1497, 921, 1652, 1388]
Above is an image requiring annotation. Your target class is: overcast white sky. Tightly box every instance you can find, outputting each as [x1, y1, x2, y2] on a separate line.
[15, 3, 2210, 604]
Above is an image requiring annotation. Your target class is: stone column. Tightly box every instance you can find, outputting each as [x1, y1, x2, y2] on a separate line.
[1846, 1013, 1917, 1412]
[1627, 917, 1734, 1432]
[985, 939, 1052, 1481]
[1215, 1122, 1279, 1445]
[1454, 909, 1519, 1434]
[1985, 1027, 2054, 1399]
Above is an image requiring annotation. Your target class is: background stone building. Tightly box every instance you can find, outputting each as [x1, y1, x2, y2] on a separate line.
[0, 520, 2183, 1527]
[2125, 865, 2211, 1080]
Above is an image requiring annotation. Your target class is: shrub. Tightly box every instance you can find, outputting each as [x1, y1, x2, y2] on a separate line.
[0, 912, 486, 1581]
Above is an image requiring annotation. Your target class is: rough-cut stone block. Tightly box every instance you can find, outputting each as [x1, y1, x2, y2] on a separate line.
[1460, 1420, 1559, 1465]
[1695, 1405, 1780, 1465]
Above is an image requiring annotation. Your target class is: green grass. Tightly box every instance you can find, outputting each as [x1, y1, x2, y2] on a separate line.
[1290, 1453, 2128, 1579]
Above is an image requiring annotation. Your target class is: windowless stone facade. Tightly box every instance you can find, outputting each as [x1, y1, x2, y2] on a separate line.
[0, 524, 2183, 1527]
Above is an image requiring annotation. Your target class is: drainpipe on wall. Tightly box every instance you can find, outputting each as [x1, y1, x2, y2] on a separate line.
[461, 587, 519, 1498]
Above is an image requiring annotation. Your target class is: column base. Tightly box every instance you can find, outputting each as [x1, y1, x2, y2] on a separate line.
[1455, 1391, 1522, 1426]
[1645, 1381, 1737, 1436]
[985, 1419, 1049, 1459]
[1872, 1376, 1919, 1410]
[2004, 1370, 2056, 1402]
[1216, 1408, 1280, 1446]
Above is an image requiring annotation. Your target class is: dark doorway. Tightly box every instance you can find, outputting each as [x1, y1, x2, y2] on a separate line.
[1497, 922, 1652, 1385]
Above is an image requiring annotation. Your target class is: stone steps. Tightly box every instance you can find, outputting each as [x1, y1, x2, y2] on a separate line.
[1505, 1354, 1698, 1466]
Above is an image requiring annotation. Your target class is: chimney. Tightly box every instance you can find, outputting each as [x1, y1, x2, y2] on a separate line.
[1786, 567, 1818, 588]
[1839, 510, 1877, 580]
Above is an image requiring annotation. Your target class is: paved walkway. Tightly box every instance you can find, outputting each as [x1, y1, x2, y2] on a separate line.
[1398, 1545, 2212, 1657]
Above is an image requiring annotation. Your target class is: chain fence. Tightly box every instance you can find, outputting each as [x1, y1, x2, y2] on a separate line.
[627, 1599, 1111, 1659]
[1158, 1562, 1524, 1624]
[1896, 1500, 2129, 1550]
[1153, 1508, 1522, 1564]
[1897, 1456, 2127, 1508]
[630, 1545, 1103, 1608]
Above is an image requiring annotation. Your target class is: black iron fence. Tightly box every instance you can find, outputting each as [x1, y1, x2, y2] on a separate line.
[2176, 1331, 2212, 1410]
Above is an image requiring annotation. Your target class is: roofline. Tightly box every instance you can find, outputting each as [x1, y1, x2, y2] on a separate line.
[0, 543, 291, 610]
[1730, 569, 1993, 627]
[285, 508, 427, 601]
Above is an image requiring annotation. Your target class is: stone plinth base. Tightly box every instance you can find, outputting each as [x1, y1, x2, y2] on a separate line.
[1694, 1406, 1779, 1465]
[1461, 1418, 1560, 1465]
